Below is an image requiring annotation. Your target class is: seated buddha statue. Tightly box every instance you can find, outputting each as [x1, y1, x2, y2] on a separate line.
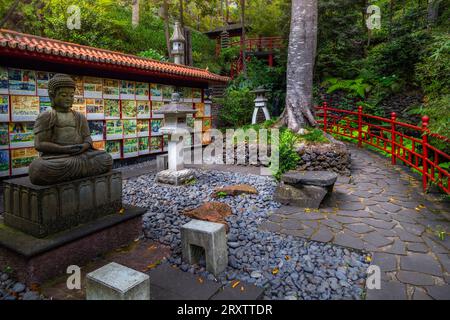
[28, 73, 113, 185]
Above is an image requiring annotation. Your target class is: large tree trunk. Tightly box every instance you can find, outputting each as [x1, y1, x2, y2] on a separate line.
[161, 0, 172, 58]
[279, 0, 317, 131]
[240, 0, 246, 75]
[427, 0, 442, 28]
[132, 0, 140, 28]
[179, 0, 184, 29]
[225, 0, 229, 24]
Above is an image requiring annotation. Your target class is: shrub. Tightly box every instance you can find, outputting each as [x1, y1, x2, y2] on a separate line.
[138, 49, 167, 61]
[215, 88, 255, 128]
[272, 128, 301, 180]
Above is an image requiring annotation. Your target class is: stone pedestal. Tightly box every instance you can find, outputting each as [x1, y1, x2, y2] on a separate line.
[155, 168, 195, 186]
[0, 170, 146, 285]
[3, 170, 122, 238]
[181, 219, 227, 276]
[156, 154, 168, 171]
[0, 205, 145, 285]
[86, 262, 150, 300]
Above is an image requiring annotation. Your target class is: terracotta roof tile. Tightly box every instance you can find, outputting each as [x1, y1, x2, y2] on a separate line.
[0, 29, 230, 83]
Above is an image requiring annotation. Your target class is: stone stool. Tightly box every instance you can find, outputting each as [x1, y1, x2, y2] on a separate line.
[156, 154, 168, 171]
[274, 170, 338, 209]
[181, 219, 227, 276]
[86, 262, 150, 300]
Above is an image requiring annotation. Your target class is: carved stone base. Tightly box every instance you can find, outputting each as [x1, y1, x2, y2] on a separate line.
[155, 169, 195, 186]
[0, 205, 145, 285]
[3, 170, 122, 238]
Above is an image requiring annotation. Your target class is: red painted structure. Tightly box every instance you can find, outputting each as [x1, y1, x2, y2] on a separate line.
[315, 102, 450, 194]
[230, 37, 284, 78]
[219, 36, 284, 78]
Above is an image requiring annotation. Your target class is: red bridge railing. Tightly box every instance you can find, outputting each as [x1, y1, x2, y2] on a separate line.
[229, 36, 284, 52]
[315, 102, 450, 194]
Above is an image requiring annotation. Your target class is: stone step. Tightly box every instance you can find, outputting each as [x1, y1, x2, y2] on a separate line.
[147, 263, 264, 300]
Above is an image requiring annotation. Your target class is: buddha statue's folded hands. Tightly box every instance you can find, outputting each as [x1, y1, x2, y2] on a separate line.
[29, 74, 113, 186]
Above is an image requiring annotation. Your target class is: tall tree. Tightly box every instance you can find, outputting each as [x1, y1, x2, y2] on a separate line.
[225, 0, 229, 24]
[179, 0, 184, 29]
[427, 0, 442, 28]
[159, 0, 172, 58]
[279, 0, 317, 131]
[240, 0, 246, 75]
[132, 0, 140, 28]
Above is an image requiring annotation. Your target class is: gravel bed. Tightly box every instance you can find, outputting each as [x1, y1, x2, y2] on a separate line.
[123, 169, 370, 300]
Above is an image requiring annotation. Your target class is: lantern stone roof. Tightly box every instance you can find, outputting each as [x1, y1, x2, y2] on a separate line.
[0, 29, 229, 84]
[154, 93, 197, 115]
[170, 22, 186, 43]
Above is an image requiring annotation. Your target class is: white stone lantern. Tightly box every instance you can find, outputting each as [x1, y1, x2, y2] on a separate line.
[251, 87, 271, 124]
[155, 93, 196, 185]
[170, 22, 186, 65]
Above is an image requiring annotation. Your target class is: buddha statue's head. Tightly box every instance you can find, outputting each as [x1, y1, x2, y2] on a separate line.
[48, 74, 76, 112]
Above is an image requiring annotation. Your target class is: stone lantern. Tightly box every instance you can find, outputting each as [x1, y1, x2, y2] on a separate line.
[170, 21, 186, 65]
[251, 86, 271, 124]
[155, 93, 196, 185]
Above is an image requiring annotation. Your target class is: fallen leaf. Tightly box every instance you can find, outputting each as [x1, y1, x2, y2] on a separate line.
[240, 286, 245, 292]
[198, 277, 204, 284]
[365, 256, 372, 263]
[285, 255, 290, 261]
[147, 245, 157, 251]
[118, 208, 125, 215]
[232, 281, 240, 288]
[272, 267, 279, 275]
[144, 263, 158, 271]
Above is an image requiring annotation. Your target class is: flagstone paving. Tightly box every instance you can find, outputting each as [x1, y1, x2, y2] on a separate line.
[259, 145, 449, 300]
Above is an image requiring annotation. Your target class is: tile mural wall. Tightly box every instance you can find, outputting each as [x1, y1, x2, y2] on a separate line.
[0, 67, 212, 177]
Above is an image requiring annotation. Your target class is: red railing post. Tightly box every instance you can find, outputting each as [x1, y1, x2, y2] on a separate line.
[422, 116, 430, 191]
[391, 112, 397, 165]
[357, 106, 363, 148]
[323, 101, 328, 133]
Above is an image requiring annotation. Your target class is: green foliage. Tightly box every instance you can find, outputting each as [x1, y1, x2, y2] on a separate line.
[322, 77, 371, 98]
[221, 56, 287, 122]
[273, 128, 301, 180]
[215, 191, 228, 198]
[184, 178, 197, 185]
[1, 0, 217, 70]
[413, 34, 450, 139]
[138, 48, 167, 61]
[298, 128, 329, 144]
[215, 87, 255, 128]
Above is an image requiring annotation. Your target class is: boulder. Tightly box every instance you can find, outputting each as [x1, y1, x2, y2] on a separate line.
[274, 170, 338, 209]
[273, 183, 328, 209]
[213, 184, 258, 198]
[183, 202, 232, 232]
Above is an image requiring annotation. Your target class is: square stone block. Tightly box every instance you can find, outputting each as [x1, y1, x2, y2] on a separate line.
[181, 219, 227, 276]
[86, 262, 150, 300]
[3, 170, 123, 238]
[156, 154, 168, 171]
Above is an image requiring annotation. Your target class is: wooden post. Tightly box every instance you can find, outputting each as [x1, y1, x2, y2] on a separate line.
[391, 112, 397, 164]
[323, 101, 328, 133]
[358, 106, 363, 148]
[422, 115, 430, 192]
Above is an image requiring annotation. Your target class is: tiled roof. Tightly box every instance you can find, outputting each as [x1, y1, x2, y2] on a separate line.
[0, 29, 230, 83]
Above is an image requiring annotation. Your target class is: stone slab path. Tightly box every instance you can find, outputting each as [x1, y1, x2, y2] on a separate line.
[260, 144, 449, 300]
